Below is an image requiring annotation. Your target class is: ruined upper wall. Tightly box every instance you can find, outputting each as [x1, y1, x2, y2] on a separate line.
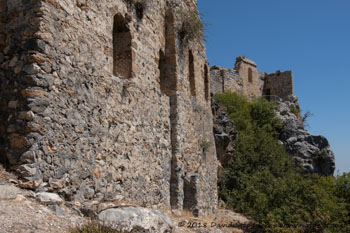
[263, 70, 294, 100]
[210, 57, 264, 98]
[210, 66, 243, 95]
[0, 0, 217, 216]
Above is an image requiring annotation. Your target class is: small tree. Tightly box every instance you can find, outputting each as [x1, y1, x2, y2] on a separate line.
[302, 110, 314, 129]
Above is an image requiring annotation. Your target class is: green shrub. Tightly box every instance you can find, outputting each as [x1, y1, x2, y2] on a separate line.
[289, 105, 299, 116]
[178, 9, 207, 44]
[201, 140, 211, 152]
[215, 92, 350, 232]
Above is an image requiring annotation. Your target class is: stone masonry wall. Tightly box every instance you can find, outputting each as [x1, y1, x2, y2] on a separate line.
[209, 66, 243, 96]
[263, 70, 294, 100]
[0, 0, 217, 216]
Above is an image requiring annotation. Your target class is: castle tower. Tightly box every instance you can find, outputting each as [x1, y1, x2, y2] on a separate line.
[234, 56, 262, 98]
[262, 70, 294, 100]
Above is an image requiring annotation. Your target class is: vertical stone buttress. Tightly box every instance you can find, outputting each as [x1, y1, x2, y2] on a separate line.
[0, 0, 44, 188]
[163, 11, 184, 213]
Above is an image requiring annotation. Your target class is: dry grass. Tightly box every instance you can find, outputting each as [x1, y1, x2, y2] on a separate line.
[69, 222, 123, 233]
[177, 9, 207, 44]
[163, 208, 261, 233]
[0, 164, 9, 182]
[0, 164, 16, 180]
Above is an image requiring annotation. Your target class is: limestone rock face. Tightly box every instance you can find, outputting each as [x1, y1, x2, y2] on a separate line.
[211, 94, 335, 176]
[98, 207, 174, 233]
[212, 98, 236, 181]
[277, 95, 335, 175]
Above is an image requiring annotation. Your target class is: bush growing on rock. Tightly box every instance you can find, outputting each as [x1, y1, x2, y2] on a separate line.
[215, 92, 350, 232]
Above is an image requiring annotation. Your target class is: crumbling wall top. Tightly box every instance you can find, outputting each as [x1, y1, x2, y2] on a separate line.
[184, 0, 197, 7]
[235, 56, 257, 69]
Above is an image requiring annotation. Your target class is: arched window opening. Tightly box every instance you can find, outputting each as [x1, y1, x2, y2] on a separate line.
[204, 64, 209, 101]
[113, 14, 132, 78]
[189, 50, 196, 96]
[248, 68, 253, 83]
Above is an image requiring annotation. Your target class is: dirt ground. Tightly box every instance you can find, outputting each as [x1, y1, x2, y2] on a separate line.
[0, 165, 86, 233]
[0, 165, 256, 233]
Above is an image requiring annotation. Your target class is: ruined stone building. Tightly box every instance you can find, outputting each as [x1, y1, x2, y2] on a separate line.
[210, 56, 294, 101]
[0, 0, 334, 223]
[0, 0, 217, 216]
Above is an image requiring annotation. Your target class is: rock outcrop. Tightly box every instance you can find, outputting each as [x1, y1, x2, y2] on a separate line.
[211, 94, 335, 176]
[276, 95, 335, 175]
[212, 97, 236, 181]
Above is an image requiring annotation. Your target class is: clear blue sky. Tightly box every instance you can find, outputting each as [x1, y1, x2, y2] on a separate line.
[198, 0, 350, 174]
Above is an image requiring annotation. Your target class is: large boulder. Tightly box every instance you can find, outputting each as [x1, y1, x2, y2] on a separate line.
[35, 192, 63, 204]
[0, 185, 21, 200]
[98, 207, 174, 233]
[276, 95, 335, 175]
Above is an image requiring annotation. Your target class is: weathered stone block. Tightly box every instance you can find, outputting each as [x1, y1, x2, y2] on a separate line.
[23, 64, 41, 75]
[9, 134, 29, 149]
[21, 89, 48, 98]
[18, 111, 35, 121]
[98, 207, 174, 233]
[8, 101, 18, 109]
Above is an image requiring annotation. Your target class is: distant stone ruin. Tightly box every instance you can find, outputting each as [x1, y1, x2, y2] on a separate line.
[210, 56, 294, 101]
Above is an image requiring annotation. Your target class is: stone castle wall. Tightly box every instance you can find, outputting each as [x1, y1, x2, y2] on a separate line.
[0, 0, 217, 216]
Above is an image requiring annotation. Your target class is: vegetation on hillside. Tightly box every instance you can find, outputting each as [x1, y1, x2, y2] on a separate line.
[215, 92, 350, 233]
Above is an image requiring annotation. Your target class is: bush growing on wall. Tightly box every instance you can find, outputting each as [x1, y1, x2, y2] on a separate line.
[177, 9, 207, 44]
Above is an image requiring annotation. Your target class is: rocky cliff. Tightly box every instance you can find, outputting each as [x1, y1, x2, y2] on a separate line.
[213, 94, 335, 176]
[276, 94, 335, 175]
